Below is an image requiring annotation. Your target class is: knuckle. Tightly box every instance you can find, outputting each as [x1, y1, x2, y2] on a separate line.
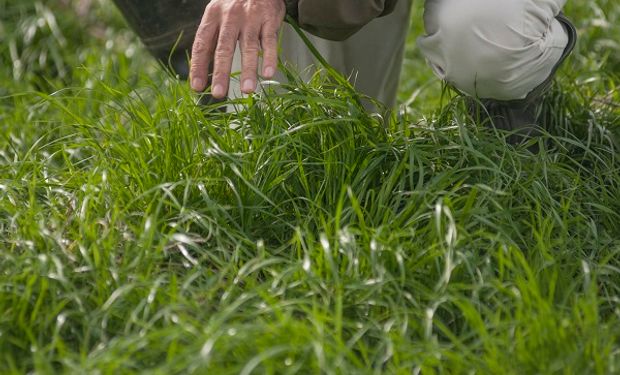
[192, 38, 208, 54]
[190, 57, 206, 70]
[242, 37, 259, 52]
[243, 28, 259, 42]
[263, 19, 281, 31]
[263, 27, 279, 38]
[218, 27, 237, 43]
[205, 2, 220, 14]
[211, 71, 228, 81]
[213, 48, 233, 65]
[219, 1, 242, 15]
[214, 44, 235, 58]
[242, 57, 258, 71]
[228, 2, 244, 12]
[265, 33, 278, 44]
[261, 38, 278, 52]
[262, 42, 277, 56]
[243, 48, 259, 60]
[196, 23, 211, 37]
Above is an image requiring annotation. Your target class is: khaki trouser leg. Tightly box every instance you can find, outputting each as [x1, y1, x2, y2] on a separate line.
[230, 0, 412, 108]
[418, 0, 569, 100]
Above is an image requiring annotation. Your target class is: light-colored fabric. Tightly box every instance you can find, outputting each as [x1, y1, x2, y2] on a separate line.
[231, 0, 569, 106]
[230, 0, 412, 108]
[418, 0, 569, 100]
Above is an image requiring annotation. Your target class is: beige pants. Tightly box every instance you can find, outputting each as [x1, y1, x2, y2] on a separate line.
[419, 0, 569, 100]
[231, 0, 568, 105]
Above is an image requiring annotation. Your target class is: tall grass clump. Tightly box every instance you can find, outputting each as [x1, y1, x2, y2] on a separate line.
[1, 0, 619, 373]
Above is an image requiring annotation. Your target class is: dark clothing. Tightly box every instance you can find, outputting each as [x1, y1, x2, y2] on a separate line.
[113, 0, 398, 60]
[284, 0, 399, 40]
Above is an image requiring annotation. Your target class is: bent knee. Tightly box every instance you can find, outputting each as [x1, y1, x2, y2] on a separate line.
[419, 0, 568, 100]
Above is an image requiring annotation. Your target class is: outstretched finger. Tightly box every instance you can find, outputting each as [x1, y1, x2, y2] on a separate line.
[210, 24, 239, 98]
[240, 26, 261, 94]
[260, 20, 279, 78]
[190, 7, 219, 92]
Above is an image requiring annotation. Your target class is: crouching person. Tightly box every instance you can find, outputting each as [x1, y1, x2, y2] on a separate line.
[112, 0, 576, 144]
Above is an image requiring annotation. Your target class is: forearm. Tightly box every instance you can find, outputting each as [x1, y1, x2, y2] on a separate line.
[285, 0, 399, 41]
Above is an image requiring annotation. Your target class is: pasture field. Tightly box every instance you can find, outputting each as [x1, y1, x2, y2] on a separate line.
[1, 0, 619, 373]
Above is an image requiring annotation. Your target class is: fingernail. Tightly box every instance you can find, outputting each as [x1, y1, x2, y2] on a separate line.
[263, 66, 275, 77]
[212, 84, 225, 98]
[191, 77, 205, 91]
[242, 79, 255, 92]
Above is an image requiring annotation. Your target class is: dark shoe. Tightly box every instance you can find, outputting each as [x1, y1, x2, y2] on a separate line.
[468, 14, 577, 148]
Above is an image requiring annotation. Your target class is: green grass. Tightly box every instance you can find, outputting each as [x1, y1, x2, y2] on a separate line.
[1, 0, 620, 373]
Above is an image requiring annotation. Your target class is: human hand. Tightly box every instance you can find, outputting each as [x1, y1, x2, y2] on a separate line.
[190, 0, 286, 98]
